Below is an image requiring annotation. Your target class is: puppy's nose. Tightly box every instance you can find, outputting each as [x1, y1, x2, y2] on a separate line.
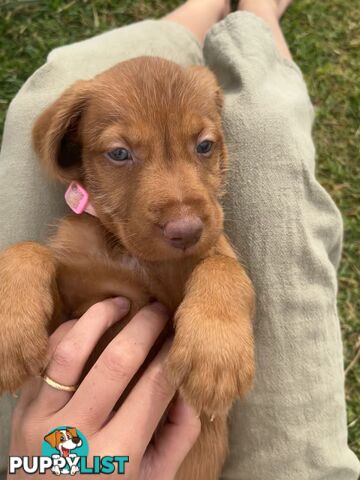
[72, 437, 81, 444]
[163, 216, 203, 250]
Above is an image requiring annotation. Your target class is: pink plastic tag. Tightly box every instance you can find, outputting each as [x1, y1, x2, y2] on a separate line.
[65, 181, 91, 215]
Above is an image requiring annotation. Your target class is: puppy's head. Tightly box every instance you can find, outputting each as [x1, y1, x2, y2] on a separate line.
[44, 427, 81, 452]
[33, 57, 228, 261]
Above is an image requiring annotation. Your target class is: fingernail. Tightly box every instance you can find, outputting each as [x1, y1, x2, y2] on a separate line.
[113, 297, 130, 311]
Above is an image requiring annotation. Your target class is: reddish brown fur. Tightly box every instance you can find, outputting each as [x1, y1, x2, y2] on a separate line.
[0, 57, 255, 479]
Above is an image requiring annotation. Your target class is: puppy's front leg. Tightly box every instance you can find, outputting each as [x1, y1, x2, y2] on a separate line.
[167, 238, 255, 416]
[0, 242, 59, 393]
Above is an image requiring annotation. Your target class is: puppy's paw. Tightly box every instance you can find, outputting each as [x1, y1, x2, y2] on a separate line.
[0, 243, 56, 393]
[166, 301, 255, 417]
[0, 316, 49, 393]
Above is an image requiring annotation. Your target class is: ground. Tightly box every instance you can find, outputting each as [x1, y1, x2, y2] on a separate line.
[0, 0, 359, 457]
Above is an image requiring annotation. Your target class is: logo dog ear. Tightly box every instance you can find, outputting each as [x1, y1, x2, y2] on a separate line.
[44, 431, 58, 448]
[32, 79, 91, 184]
[67, 427, 77, 438]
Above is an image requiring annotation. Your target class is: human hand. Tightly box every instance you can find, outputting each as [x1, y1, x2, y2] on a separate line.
[8, 298, 200, 479]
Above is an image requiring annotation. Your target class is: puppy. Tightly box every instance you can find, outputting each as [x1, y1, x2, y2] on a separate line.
[0, 57, 255, 479]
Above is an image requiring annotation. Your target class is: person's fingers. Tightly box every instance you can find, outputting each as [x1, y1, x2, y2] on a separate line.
[100, 338, 176, 456]
[47, 320, 79, 359]
[66, 302, 169, 431]
[36, 297, 130, 413]
[141, 396, 201, 479]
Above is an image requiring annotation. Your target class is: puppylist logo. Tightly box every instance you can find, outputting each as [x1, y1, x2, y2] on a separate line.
[9, 426, 129, 476]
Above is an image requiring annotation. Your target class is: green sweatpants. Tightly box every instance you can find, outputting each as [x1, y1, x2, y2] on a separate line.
[0, 11, 359, 480]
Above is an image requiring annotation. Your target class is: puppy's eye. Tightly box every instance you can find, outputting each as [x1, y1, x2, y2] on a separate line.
[107, 148, 132, 162]
[196, 140, 214, 155]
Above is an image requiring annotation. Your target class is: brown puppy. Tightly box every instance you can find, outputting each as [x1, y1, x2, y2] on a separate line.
[0, 57, 254, 479]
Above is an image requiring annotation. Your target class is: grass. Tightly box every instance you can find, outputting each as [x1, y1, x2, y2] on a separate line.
[0, 0, 359, 459]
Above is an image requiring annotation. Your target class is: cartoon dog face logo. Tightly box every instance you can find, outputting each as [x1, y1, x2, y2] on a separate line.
[44, 427, 83, 475]
[44, 427, 82, 457]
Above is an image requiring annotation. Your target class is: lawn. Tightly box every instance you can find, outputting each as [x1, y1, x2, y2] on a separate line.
[1, 0, 359, 458]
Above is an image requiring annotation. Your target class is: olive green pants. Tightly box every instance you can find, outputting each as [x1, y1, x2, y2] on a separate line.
[0, 11, 359, 479]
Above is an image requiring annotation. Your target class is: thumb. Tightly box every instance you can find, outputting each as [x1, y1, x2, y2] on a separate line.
[141, 396, 201, 479]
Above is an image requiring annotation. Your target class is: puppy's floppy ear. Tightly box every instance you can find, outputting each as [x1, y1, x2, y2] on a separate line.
[186, 65, 224, 112]
[44, 431, 58, 448]
[32, 79, 91, 183]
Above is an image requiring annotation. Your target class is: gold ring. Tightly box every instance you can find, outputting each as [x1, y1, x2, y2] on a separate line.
[41, 373, 78, 392]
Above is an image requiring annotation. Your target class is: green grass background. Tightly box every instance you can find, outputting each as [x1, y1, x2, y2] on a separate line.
[1, 0, 359, 457]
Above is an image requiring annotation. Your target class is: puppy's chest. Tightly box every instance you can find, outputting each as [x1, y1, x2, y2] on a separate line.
[57, 252, 187, 319]
[52, 216, 199, 315]
[116, 253, 195, 310]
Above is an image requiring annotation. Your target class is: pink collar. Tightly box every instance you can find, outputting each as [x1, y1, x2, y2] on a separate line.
[65, 181, 97, 217]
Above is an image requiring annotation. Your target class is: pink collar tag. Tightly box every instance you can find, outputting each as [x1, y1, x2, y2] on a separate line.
[65, 181, 97, 217]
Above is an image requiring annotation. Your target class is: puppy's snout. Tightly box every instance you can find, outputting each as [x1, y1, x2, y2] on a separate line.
[163, 216, 203, 250]
[72, 437, 81, 444]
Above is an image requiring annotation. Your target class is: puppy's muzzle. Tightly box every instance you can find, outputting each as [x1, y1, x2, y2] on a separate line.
[162, 216, 203, 250]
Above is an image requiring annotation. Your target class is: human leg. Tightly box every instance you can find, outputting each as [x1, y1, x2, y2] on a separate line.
[164, 0, 230, 45]
[164, 0, 291, 56]
[201, 4, 360, 480]
[238, 0, 292, 58]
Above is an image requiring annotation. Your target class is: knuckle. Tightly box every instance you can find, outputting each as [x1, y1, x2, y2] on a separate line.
[52, 340, 78, 368]
[146, 362, 173, 400]
[101, 344, 136, 380]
